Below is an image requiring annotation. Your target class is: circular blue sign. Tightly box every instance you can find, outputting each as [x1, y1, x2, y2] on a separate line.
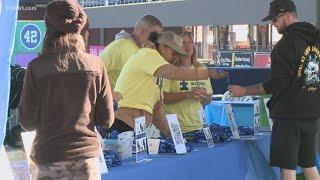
[20, 24, 42, 50]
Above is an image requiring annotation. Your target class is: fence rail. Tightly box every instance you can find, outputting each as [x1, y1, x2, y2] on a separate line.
[20, 0, 171, 7]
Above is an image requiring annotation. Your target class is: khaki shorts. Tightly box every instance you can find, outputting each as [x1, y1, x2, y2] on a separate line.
[32, 157, 100, 180]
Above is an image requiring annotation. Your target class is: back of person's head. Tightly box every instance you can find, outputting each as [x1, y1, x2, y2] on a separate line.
[134, 15, 163, 31]
[42, 0, 88, 54]
[262, 0, 297, 21]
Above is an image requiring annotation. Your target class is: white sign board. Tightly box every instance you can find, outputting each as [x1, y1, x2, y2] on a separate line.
[135, 116, 148, 162]
[254, 99, 260, 135]
[21, 131, 36, 180]
[0, 146, 14, 180]
[166, 114, 187, 154]
[263, 98, 273, 129]
[224, 104, 240, 139]
[21, 131, 36, 160]
[198, 110, 215, 148]
[95, 128, 108, 174]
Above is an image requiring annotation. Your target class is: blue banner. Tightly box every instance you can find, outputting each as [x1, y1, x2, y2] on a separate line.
[216, 51, 233, 67]
[234, 52, 253, 68]
[0, 0, 19, 147]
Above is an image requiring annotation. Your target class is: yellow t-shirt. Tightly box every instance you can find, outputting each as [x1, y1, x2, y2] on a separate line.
[114, 48, 169, 114]
[163, 66, 213, 133]
[100, 38, 139, 89]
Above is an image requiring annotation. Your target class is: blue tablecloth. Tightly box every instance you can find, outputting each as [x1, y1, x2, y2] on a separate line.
[102, 134, 319, 180]
[102, 134, 270, 180]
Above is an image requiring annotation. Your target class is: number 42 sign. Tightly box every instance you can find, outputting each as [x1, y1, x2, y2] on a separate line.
[20, 23, 41, 50]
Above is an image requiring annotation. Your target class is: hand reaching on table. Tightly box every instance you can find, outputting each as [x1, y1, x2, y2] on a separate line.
[208, 69, 228, 79]
[227, 85, 246, 97]
[188, 87, 207, 103]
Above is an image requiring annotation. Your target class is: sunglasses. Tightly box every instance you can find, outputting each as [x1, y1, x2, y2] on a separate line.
[271, 13, 286, 23]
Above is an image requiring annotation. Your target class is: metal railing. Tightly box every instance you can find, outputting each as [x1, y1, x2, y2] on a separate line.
[19, 0, 171, 8]
[78, 0, 169, 7]
[78, 0, 106, 7]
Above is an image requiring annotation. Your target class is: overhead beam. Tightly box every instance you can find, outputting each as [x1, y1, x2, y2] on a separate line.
[85, 0, 316, 28]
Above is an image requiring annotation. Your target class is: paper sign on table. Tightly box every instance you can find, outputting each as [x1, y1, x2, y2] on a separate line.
[95, 127, 108, 174]
[21, 131, 37, 179]
[21, 131, 36, 160]
[224, 104, 240, 139]
[0, 147, 14, 180]
[166, 114, 187, 154]
[263, 98, 273, 129]
[253, 100, 261, 135]
[135, 116, 148, 162]
[198, 110, 215, 148]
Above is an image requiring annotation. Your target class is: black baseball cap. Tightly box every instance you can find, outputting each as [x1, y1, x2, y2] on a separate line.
[262, 0, 296, 21]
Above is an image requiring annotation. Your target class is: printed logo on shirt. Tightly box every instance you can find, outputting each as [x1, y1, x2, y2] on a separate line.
[180, 81, 206, 91]
[297, 46, 320, 92]
[180, 81, 189, 90]
[190, 81, 206, 87]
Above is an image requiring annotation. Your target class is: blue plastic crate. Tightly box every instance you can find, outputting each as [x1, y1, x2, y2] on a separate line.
[205, 100, 260, 135]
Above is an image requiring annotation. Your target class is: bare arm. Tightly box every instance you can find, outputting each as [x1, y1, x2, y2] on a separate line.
[164, 87, 210, 104]
[152, 100, 171, 138]
[154, 64, 228, 81]
[163, 92, 192, 104]
[245, 84, 267, 95]
[228, 84, 266, 97]
[154, 64, 208, 80]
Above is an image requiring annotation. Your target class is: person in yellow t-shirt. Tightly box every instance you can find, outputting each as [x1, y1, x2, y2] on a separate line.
[163, 32, 213, 133]
[112, 31, 227, 137]
[100, 15, 163, 100]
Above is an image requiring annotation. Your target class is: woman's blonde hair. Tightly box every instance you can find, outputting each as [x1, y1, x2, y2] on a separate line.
[41, 30, 86, 55]
[179, 32, 204, 68]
